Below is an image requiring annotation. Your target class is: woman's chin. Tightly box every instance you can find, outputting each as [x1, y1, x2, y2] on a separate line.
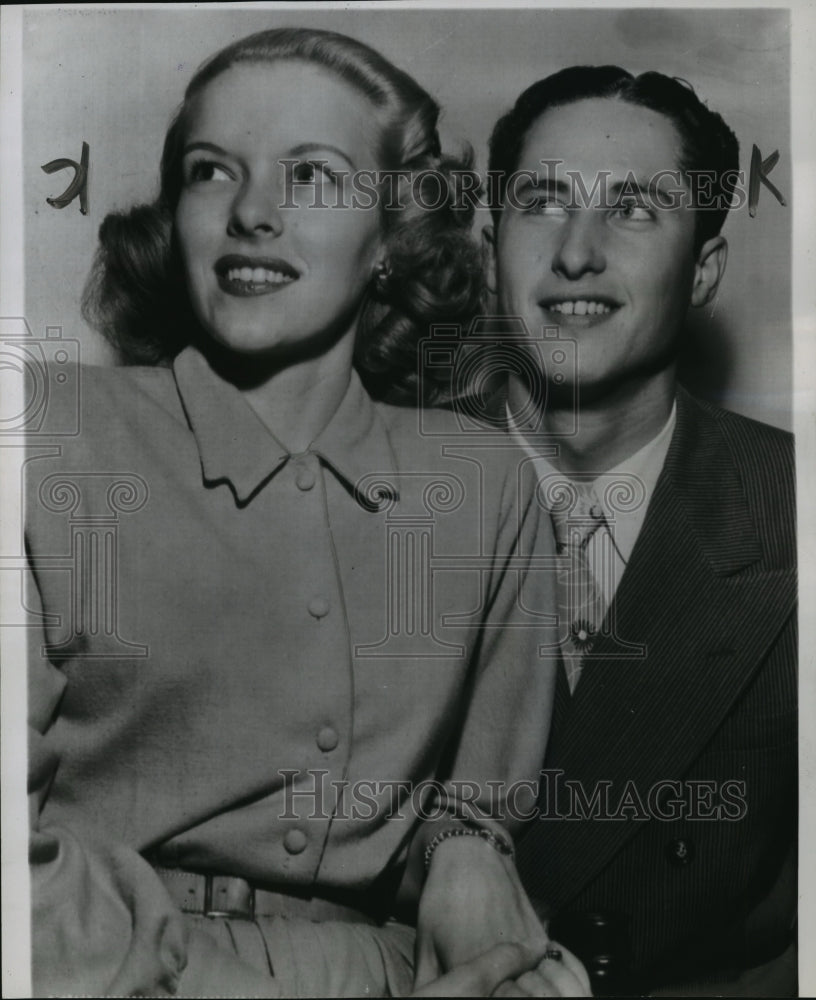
[196, 324, 353, 384]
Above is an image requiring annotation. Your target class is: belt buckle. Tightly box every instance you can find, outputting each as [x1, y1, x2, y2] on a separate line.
[203, 873, 256, 920]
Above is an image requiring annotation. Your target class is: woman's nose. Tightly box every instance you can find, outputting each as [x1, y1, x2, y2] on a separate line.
[227, 176, 284, 238]
[551, 211, 606, 280]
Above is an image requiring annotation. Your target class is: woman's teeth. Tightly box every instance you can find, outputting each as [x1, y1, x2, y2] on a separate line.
[548, 300, 612, 316]
[227, 267, 294, 285]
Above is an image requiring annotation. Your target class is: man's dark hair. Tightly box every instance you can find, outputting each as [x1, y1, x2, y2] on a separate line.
[488, 66, 740, 251]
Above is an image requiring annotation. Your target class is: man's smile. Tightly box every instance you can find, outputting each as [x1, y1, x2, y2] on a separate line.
[538, 294, 622, 325]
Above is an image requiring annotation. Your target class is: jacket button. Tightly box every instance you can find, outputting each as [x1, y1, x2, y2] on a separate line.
[666, 838, 695, 866]
[308, 596, 330, 619]
[284, 829, 308, 855]
[317, 726, 339, 752]
[295, 464, 316, 491]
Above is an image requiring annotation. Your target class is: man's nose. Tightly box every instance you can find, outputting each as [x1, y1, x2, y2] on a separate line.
[551, 211, 606, 279]
[227, 175, 284, 238]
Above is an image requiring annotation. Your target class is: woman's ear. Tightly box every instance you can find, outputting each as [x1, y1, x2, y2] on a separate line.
[691, 235, 728, 307]
[482, 223, 498, 296]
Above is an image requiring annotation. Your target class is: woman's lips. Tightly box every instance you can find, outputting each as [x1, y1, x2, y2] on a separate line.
[215, 254, 299, 296]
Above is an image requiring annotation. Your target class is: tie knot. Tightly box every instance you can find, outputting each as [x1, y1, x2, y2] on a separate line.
[549, 483, 604, 553]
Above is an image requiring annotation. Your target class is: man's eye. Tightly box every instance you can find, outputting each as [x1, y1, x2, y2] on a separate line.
[526, 195, 568, 216]
[186, 160, 233, 183]
[614, 198, 653, 221]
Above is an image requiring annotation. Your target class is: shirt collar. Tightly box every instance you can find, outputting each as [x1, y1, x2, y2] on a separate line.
[507, 400, 677, 562]
[173, 346, 398, 505]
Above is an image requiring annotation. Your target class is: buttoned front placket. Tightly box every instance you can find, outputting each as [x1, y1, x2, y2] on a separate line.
[252, 449, 355, 881]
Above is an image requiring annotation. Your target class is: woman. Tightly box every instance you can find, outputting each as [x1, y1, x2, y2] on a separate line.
[26, 27, 584, 997]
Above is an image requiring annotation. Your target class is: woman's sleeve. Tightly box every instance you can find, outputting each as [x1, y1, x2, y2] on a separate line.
[441, 455, 556, 833]
[402, 455, 556, 894]
[27, 566, 282, 998]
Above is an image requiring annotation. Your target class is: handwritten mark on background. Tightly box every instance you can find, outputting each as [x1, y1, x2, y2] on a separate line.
[41, 141, 89, 215]
[748, 144, 786, 218]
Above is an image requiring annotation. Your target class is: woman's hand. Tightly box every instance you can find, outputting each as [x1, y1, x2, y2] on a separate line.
[413, 835, 592, 996]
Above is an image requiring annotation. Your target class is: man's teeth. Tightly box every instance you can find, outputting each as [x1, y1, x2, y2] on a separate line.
[548, 300, 613, 316]
[227, 267, 294, 284]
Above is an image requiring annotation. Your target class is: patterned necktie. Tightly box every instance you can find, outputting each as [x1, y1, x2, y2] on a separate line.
[550, 487, 606, 693]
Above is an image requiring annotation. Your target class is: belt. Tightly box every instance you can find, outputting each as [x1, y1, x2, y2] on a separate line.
[154, 866, 380, 925]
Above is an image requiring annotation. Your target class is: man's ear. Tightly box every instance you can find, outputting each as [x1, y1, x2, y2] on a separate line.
[690, 235, 728, 307]
[482, 223, 498, 295]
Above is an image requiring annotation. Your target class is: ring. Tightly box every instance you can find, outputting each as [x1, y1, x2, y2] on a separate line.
[545, 947, 563, 962]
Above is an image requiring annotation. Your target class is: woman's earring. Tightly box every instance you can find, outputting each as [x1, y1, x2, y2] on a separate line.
[374, 261, 391, 293]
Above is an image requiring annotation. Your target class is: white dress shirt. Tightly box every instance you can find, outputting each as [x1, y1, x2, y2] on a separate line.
[508, 402, 677, 606]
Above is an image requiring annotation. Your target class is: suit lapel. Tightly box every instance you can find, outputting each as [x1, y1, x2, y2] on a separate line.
[519, 390, 796, 908]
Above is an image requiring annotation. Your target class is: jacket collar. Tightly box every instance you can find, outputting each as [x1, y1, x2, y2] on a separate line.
[480, 379, 760, 571]
[173, 346, 398, 505]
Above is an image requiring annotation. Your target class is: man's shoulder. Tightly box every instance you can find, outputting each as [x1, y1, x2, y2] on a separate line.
[674, 390, 795, 560]
[679, 390, 794, 477]
[687, 391, 792, 441]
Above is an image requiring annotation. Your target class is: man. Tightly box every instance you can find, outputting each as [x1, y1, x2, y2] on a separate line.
[480, 67, 796, 995]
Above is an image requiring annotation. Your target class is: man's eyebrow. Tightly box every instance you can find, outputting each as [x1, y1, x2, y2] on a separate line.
[609, 175, 691, 200]
[607, 178, 652, 199]
[517, 176, 572, 195]
[287, 143, 357, 171]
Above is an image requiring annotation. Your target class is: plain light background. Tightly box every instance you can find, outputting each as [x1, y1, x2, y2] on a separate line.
[22, 6, 791, 427]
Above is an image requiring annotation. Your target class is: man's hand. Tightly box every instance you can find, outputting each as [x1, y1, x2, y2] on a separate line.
[413, 835, 591, 996]
[409, 942, 543, 997]
[410, 941, 593, 997]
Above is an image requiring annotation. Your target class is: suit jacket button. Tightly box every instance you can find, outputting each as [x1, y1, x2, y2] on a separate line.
[284, 829, 308, 855]
[666, 837, 695, 866]
[308, 596, 330, 619]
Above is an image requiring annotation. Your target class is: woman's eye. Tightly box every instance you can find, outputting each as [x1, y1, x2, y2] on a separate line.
[291, 160, 336, 185]
[186, 160, 233, 184]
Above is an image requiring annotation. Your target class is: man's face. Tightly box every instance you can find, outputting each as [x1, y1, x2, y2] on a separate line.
[491, 97, 725, 399]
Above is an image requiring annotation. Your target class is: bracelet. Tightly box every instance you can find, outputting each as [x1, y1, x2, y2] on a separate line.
[424, 824, 515, 872]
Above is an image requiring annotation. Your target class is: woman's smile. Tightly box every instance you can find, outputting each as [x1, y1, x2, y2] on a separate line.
[215, 254, 300, 296]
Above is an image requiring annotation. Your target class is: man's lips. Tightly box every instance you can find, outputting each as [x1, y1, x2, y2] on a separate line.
[539, 295, 621, 322]
[215, 255, 300, 295]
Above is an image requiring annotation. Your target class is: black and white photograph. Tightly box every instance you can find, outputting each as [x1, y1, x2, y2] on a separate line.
[1, 2, 812, 996]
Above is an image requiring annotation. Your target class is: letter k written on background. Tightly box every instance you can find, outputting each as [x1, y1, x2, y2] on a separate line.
[748, 144, 786, 218]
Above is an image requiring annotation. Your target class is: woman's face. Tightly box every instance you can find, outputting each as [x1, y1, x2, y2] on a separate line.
[175, 60, 385, 360]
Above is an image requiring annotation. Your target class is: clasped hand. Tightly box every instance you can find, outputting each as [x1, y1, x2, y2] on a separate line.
[411, 836, 592, 997]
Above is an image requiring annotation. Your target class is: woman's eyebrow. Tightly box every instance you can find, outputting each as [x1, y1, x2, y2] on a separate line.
[287, 142, 358, 171]
[182, 141, 233, 158]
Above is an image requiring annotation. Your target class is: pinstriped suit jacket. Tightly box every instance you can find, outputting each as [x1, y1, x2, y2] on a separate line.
[498, 385, 797, 992]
